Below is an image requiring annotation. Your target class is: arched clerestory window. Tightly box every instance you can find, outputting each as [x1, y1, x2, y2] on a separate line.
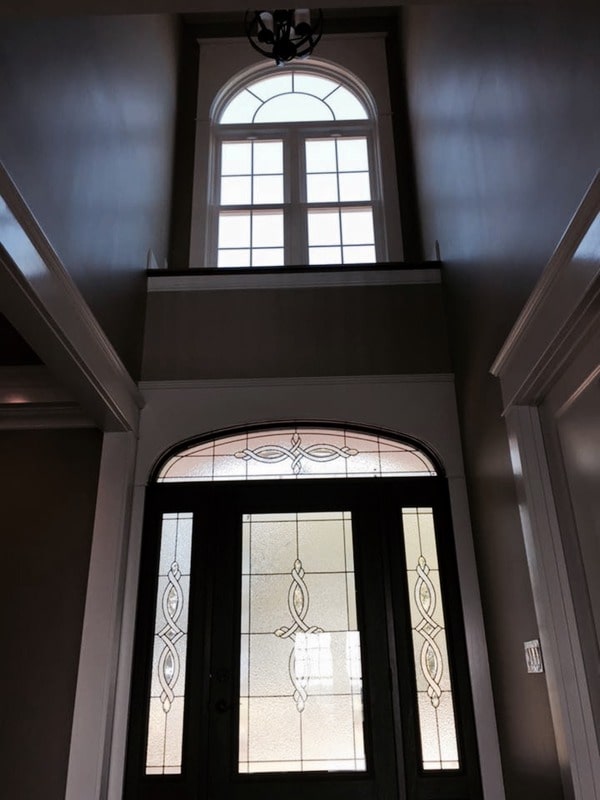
[125, 425, 482, 800]
[208, 62, 386, 268]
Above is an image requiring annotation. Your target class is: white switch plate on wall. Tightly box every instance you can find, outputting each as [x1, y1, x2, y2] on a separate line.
[524, 639, 544, 673]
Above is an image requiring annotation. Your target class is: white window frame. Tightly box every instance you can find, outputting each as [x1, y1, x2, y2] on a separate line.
[210, 121, 386, 267]
[189, 35, 405, 269]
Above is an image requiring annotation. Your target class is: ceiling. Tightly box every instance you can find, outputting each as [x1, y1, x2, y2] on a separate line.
[0, 0, 523, 16]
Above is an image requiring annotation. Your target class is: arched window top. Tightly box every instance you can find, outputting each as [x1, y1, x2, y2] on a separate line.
[215, 62, 372, 125]
[155, 426, 438, 482]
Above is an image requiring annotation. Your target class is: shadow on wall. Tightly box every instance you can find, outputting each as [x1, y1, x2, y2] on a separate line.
[0, 14, 179, 376]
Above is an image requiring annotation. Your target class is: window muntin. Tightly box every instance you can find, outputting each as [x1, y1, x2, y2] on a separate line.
[217, 138, 285, 267]
[220, 140, 284, 205]
[219, 72, 369, 125]
[306, 138, 371, 203]
[211, 66, 381, 268]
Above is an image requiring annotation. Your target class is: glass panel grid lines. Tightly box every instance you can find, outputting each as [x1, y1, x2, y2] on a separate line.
[306, 137, 375, 265]
[218, 139, 284, 268]
[157, 428, 437, 483]
[213, 66, 378, 268]
[146, 513, 193, 775]
[219, 71, 369, 125]
[402, 508, 459, 771]
[239, 511, 366, 773]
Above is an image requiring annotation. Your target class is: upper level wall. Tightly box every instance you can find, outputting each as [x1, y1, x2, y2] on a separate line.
[0, 15, 179, 377]
[404, 4, 600, 798]
[142, 280, 451, 380]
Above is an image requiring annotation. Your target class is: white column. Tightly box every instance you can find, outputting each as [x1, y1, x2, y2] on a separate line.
[65, 431, 138, 800]
[506, 406, 600, 799]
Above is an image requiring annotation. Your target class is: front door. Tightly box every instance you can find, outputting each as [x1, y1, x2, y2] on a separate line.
[125, 477, 481, 800]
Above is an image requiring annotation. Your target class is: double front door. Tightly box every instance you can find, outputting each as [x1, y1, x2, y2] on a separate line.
[126, 477, 481, 799]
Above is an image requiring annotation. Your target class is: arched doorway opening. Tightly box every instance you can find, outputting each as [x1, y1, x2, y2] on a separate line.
[125, 424, 482, 799]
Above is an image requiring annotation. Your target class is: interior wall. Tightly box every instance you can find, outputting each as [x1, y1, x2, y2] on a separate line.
[404, 5, 600, 798]
[0, 314, 43, 365]
[142, 283, 451, 379]
[0, 428, 103, 800]
[0, 15, 179, 377]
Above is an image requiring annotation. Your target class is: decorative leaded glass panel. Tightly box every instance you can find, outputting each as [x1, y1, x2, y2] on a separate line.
[157, 428, 436, 482]
[402, 508, 459, 770]
[239, 512, 365, 773]
[145, 512, 193, 775]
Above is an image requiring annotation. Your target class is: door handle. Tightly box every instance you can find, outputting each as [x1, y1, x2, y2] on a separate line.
[215, 698, 231, 713]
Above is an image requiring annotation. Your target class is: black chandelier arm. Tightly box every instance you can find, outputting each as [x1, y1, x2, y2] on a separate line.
[245, 9, 323, 65]
[244, 11, 274, 59]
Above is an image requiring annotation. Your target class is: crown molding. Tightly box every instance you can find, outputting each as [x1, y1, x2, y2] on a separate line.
[491, 171, 600, 411]
[139, 373, 454, 391]
[0, 164, 143, 432]
[147, 266, 441, 293]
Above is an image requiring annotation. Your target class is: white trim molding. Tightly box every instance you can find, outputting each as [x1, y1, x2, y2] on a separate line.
[0, 403, 92, 429]
[66, 432, 138, 800]
[491, 171, 600, 411]
[0, 163, 144, 433]
[0, 365, 94, 429]
[492, 171, 600, 800]
[148, 266, 441, 293]
[107, 374, 505, 800]
[189, 35, 405, 268]
[506, 407, 600, 799]
[138, 372, 455, 392]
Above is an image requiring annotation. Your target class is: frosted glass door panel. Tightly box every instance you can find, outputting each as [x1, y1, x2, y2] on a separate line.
[402, 508, 459, 770]
[239, 511, 366, 773]
[146, 512, 193, 775]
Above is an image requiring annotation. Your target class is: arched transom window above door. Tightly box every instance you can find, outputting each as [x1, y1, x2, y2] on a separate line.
[156, 426, 438, 481]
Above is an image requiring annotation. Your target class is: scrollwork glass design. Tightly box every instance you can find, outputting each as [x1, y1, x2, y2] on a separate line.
[145, 512, 193, 775]
[402, 508, 459, 770]
[239, 511, 366, 773]
[157, 427, 436, 482]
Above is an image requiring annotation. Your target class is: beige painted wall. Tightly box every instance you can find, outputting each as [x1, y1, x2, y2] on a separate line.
[0, 428, 102, 800]
[142, 284, 451, 379]
[405, 4, 600, 796]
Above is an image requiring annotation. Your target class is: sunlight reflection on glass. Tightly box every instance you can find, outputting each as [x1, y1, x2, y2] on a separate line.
[339, 172, 370, 202]
[221, 141, 252, 175]
[307, 174, 338, 203]
[218, 213, 250, 247]
[337, 138, 369, 171]
[340, 209, 374, 245]
[252, 211, 284, 247]
[256, 93, 333, 123]
[308, 210, 341, 246]
[306, 139, 337, 173]
[221, 175, 251, 205]
[239, 512, 366, 773]
[253, 141, 283, 174]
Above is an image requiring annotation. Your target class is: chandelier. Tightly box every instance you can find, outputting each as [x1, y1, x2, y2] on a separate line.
[245, 9, 323, 66]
